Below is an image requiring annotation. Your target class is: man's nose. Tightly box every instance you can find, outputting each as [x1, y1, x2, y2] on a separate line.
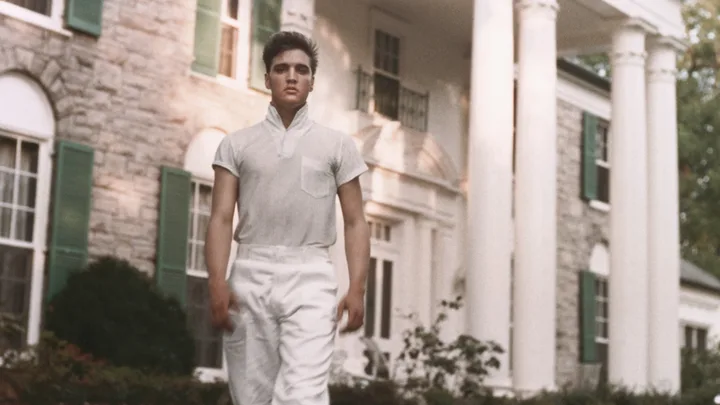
[287, 68, 298, 82]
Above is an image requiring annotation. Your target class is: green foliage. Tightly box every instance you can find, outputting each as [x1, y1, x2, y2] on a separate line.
[681, 346, 720, 391]
[2, 328, 720, 405]
[394, 296, 503, 399]
[675, 0, 720, 276]
[44, 256, 195, 376]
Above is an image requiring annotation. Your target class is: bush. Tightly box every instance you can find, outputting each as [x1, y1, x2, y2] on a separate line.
[44, 256, 195, 376]
[394, 296, 503, 399]
[2, 332, 720, 405]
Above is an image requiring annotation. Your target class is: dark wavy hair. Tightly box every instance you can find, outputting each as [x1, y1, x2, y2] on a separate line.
[262, 31, 319, 75]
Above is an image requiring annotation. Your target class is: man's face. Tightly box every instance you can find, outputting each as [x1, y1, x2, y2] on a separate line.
[265, 49, 314, 108]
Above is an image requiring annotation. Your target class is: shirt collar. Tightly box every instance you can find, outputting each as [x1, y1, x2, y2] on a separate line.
[266, 103, 311, 132]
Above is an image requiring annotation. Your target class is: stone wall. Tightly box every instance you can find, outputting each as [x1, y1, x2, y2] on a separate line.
[0, 1, 270, 274]
[554, 99, 610, 388]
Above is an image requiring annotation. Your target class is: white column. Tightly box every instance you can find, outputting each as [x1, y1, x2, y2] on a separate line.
[512, 0, 558, 393]
[608, 20, 649, 391]
[646, 38, 681, 394]
[280, 0, 315, 37]
[417, 220, 434, 326]
[466, 0, 514, 383]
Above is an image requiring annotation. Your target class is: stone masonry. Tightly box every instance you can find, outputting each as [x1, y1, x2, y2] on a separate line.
[554, 98, 610, 388]
[0, 0, 271, 275]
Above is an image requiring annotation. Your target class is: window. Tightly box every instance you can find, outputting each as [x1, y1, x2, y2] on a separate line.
[363, 218, 397, 378]
[684, 325, 708, 352]
[373, 30, 401, 120]
[4, 0, 50, 16]
[191, 0, 281, 91]
[594, 276, 609, 385]
[595, 120, 610, 204]
[185, 180, 223, 369]
[0, 135, 39, 349]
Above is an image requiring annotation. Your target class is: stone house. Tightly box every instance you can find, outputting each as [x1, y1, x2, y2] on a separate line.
[0, 0, 717, 396]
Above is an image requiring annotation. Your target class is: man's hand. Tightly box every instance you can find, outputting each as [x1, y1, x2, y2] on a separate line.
[208, 278, 239, 333]
[336, 289, 365, 334]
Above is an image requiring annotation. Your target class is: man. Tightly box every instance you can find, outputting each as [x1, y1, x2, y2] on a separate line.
[205, 31, 370, 405]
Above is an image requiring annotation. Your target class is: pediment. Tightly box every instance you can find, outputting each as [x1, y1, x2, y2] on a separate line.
[353, 122, 460, 187]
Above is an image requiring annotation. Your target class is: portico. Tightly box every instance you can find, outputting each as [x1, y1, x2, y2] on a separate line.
[465, 0, 685, 394]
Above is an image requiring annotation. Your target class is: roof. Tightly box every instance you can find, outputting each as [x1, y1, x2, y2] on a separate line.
[556, 58, 611, 93]
[681, 259, 720, 294]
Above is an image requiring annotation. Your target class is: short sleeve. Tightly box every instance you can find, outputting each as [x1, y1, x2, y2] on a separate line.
[334, 133, 368, 187]
[212, 135, 240, 178]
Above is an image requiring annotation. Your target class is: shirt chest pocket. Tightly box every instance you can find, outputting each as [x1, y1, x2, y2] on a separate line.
[300, 157, 334, 198]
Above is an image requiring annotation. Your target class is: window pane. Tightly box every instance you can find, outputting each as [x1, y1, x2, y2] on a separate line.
[6, 0, 51, 16]
[0, 208, 11, 238]
[0, 138, 16, 170]
[19, 142, 38, 174]
[219, 25, 237, 78]
[364, 257, 377, 338]
[197, 214, 209, 242]
[380, 260, 392, 339]
[698, 328, 708, 351]
[226, 0, 239, 19]
[199, 184, 212, 212]
[14, 211, 34, 242]
[374, 73, 400, 120]
[685, 326, 693, 349]
[596, 342, 609, 386]
[0, 172, 14, 204]
[0, 244, 33, 350]
[597, 165, 610, 204]
[194, 244, 206, 272]
[17, 175, 37, 208]
[186, 276, 223, 368]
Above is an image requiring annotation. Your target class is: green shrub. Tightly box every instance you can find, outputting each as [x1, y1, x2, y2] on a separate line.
[394, 296, 503, 399]
[44, 256, 195, 376]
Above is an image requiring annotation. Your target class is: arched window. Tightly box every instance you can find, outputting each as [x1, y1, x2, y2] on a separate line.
[183, 127, 236, 380]
[0, 72, 55, 348]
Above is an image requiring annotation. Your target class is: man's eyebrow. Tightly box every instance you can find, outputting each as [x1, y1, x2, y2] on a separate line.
[273, 62, 310, 69]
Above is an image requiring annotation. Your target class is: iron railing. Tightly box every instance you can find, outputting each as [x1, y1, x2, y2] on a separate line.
[355, 67, 429, 132]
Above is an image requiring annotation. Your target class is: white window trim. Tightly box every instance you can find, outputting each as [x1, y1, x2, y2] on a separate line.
[0, 128, 53, 347]
[0, 0, 71, 37]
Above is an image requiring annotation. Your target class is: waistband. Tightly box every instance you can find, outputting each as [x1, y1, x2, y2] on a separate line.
[235, 244, 330, 264]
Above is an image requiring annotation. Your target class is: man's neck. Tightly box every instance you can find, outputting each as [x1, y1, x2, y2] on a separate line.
[273, 102, 306, 128]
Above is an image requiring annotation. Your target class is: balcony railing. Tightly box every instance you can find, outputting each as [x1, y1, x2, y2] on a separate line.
[355, 67, 429, 132]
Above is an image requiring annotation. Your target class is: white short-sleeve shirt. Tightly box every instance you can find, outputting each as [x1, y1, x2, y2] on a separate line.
[212, 103, 368, 248]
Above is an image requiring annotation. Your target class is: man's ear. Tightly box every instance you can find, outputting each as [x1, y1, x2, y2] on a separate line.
[309, 75, 314, 92]
[265, 72, 270, 90]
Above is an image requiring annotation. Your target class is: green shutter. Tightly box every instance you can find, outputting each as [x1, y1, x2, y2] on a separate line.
[579, 270, 597, 363]
[65, 0, 104, 37]
[581, 111, 598, 201]
[191, 0, 222, 76]
[156, 167, 191, 306]
[249, 0, 283, 90]
[46, 141, 95, 302]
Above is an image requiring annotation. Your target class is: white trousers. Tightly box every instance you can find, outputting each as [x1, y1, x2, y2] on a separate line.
[224, 244, 339, 405]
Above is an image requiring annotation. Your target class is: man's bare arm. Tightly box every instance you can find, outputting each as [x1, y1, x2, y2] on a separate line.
[337, 177, 370, 296]
[205, 167, 238, 284]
